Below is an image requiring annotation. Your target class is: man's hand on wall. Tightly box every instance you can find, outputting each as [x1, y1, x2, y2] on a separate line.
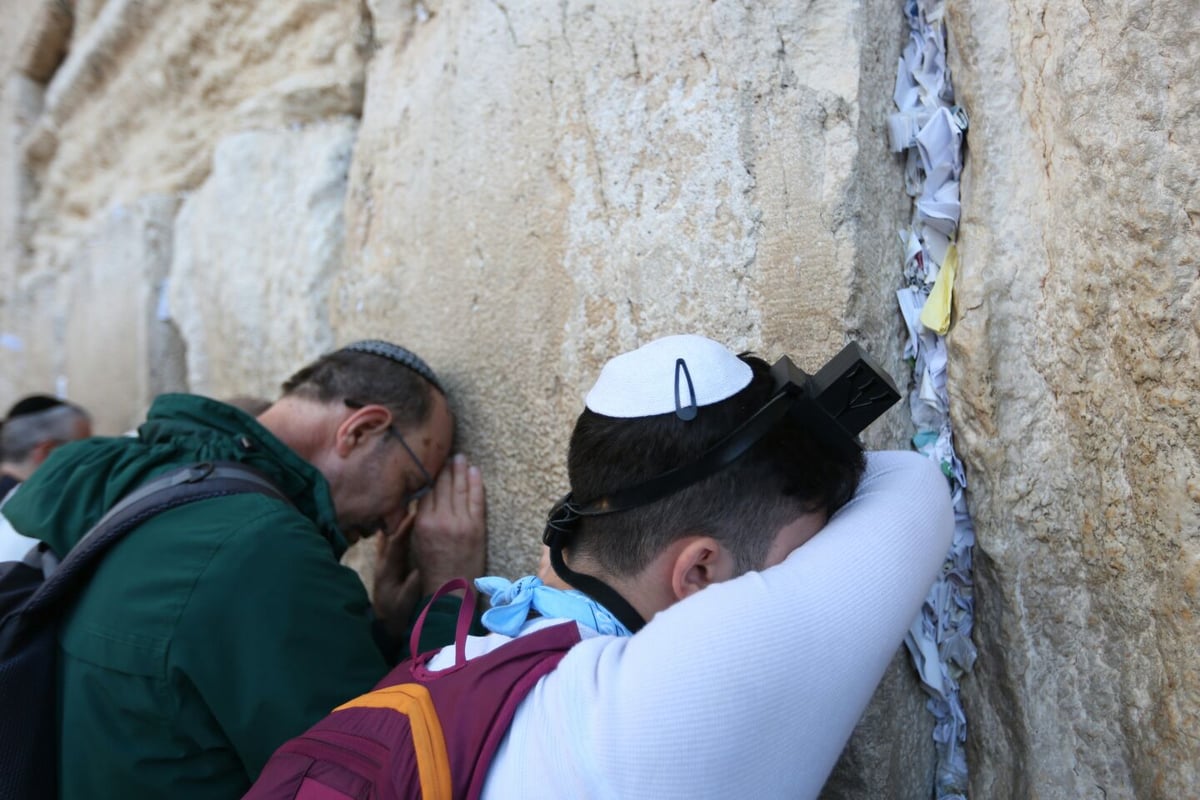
[410, 453, 488, 597]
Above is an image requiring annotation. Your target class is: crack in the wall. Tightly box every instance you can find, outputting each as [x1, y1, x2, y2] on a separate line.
[557, 1, 610, 215]
[488, 0, 518, 48]
[889, 2, 978, 797]
[357, 0, 378, 60]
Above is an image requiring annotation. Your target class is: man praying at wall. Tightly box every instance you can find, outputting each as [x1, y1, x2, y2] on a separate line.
[247, 334, 954, 800]
[2, 341, 488, 800]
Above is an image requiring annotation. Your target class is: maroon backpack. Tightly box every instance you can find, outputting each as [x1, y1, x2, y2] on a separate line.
[245, 579, 581, 800]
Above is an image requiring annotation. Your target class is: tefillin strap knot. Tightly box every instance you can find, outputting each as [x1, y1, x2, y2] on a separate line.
[543, 495, 585, 540]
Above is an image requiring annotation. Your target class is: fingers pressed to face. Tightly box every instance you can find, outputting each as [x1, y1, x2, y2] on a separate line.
[378, 504, 417, 555]
[375, 519, 413, 578]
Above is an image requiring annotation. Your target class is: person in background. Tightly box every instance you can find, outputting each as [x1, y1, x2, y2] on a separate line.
[3, 340, 488, 799]
[0, 395, 92, 562]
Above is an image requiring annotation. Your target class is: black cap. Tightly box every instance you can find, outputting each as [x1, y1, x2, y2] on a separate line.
[341, 340, 443, 393]
[5, 394, 65, 420]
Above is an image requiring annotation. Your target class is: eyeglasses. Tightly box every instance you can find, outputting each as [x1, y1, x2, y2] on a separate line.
[344, 399, 434, 505]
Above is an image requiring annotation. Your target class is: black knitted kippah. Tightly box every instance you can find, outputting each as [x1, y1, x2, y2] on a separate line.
[6, 394, 65, 420]
[341, 340, 444, 393]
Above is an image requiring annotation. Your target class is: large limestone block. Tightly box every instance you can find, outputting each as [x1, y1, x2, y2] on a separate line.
[947, 1, 1200, 796]
[0, 268, 67, 402]
[338, 0, 912, 576]
[21, 0, 368, 272]
[62, 195, 186, 434]
[168, 119, 358, 401]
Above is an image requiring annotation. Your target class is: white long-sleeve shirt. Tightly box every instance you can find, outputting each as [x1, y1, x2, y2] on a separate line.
[430, 451, 954, 799]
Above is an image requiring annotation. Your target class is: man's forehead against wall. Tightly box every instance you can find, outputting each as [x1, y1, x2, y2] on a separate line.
[545, 334, 869, 632]
[281, 339, 449, 432]
[261, 339, 457, 544]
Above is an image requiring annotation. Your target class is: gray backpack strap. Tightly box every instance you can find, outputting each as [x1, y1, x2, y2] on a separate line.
[20, 461, 292, 622]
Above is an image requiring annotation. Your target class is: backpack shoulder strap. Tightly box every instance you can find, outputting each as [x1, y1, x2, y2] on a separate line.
[20, 460, 292, 622]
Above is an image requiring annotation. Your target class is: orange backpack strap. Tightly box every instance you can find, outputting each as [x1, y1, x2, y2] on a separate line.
[245, 580, 582, 800]
[334, 685, 451, 800]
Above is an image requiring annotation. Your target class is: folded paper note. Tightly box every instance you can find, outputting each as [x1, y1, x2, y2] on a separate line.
[920, 244, 958, 335]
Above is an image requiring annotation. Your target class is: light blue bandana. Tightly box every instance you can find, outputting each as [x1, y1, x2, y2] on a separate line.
[475, 575, 633, 638]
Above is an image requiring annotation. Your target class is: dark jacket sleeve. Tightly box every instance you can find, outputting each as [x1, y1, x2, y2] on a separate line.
[169, 506, 391, 779]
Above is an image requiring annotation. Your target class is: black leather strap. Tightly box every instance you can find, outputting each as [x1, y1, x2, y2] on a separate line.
[546, 537, 647, 634]
[19, 461, 291, 622]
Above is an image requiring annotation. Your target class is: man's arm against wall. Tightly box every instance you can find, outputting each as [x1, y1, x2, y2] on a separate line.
[496, 451, 954, 798]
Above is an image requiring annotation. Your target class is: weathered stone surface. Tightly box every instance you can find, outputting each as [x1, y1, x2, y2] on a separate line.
[0, 269, 68, 400]
[947, 1, 1200, 796]
[23, 0, 367, 276]
[62, 195, 186, 434]
[4, 0, 1195, 795]
[0, 0, 65, 80]
[338, 0, 912, 578]
[167, 119, 357, 402]
[820, 649, 936, 800]
[0, 0, 61, 401]
[10, 0, 71, 82]
[0, 75, 43, 290]
[71, 0, 111, 44]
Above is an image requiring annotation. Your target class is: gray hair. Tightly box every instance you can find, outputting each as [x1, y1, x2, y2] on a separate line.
[0, 403, 91, 463]
[281, 342, 445, 431]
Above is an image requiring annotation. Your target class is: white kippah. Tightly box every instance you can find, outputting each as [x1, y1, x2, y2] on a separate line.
[585, 334, 754, 418]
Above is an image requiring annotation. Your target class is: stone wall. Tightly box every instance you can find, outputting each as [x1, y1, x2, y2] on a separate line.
[1, 0, 1196, 797]
[0, 0, 368, 426]
[948, 1, 1200, 796]
[334, 0, 913, 578]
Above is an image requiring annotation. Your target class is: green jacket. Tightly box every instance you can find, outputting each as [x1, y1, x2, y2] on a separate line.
[5, 394, 457, 799]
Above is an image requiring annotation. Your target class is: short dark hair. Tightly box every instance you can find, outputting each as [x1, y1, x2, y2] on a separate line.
[566, 355, 866, 576]
[280, 347, 444, 431]
[6, 394, 65, 418]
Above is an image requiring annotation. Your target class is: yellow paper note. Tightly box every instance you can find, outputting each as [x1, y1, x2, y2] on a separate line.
[919, 244, 957, 335]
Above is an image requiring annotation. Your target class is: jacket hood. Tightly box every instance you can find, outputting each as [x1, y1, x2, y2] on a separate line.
[4, 393, 347, 557]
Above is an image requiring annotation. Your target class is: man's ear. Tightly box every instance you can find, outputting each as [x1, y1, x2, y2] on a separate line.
[334, 403, 393, 458]
[669, 536, 736, 601]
